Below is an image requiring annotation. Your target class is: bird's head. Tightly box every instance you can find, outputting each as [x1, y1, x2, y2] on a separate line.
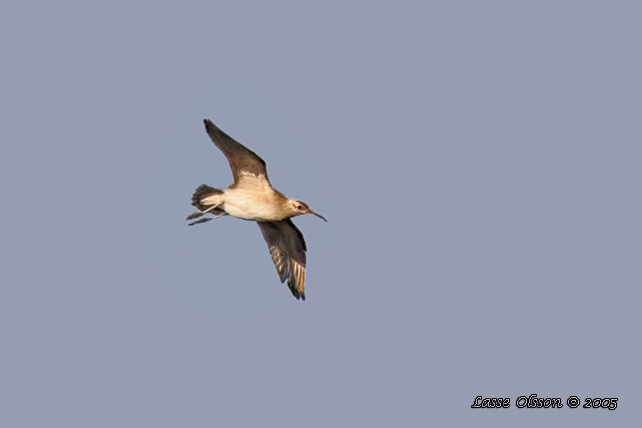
[287, 199, 327, 221]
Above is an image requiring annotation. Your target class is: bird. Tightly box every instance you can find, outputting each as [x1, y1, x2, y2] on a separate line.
[186, 119, 326, 300]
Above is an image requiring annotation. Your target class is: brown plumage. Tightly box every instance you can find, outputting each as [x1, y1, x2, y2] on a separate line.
[258, 219, 308, 299]
[186, 119, 326, 300]
[202, 120, 269, 186]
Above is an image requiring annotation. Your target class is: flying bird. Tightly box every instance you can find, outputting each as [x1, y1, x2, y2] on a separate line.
[186, 119, 326, 300]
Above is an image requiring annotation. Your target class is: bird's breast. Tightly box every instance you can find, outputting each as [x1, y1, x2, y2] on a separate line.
[222, 187, 288, 221]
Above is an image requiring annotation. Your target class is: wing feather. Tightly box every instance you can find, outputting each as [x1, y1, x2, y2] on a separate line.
[258, 219, 308, 300]
[203, 119, 270, 186]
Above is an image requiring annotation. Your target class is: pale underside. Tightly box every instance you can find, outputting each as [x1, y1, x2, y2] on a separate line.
[201, 173, 288, 222]
[192, 119, 311, 300]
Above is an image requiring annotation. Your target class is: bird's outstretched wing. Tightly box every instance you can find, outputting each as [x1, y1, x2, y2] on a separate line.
[203, 119, 269, 186]
[258, 219, 307, 300]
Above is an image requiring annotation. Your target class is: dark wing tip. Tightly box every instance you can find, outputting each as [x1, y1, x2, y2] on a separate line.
[204, 119, 223, 136]
[289, 282, 306, 300]
[203, 118, 215, 131]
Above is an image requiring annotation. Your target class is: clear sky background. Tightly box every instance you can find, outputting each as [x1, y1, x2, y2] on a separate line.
[2, 1, 640, 426]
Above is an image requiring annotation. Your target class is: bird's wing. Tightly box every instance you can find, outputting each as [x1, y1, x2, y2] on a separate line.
[203, 119, 270, 187]
[258, 219, 308, 300]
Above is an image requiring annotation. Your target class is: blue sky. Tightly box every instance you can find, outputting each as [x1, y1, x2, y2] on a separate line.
[2, 1, 640, 426]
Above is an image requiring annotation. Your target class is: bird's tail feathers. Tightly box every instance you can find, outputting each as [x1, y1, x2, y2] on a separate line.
[191, 184, 223, 210]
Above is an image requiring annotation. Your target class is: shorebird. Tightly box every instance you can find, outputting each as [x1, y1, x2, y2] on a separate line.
[186, 119, 326, 300]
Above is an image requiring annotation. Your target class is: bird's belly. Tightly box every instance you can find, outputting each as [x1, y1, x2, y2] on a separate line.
[222, 189, 284, 221]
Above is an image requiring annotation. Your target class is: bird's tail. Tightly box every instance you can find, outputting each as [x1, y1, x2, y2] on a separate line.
[186, 184, 226, 226]
[191, 184, 223, 211]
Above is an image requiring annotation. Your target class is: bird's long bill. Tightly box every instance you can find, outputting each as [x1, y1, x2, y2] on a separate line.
[311, 211, 327, 222]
